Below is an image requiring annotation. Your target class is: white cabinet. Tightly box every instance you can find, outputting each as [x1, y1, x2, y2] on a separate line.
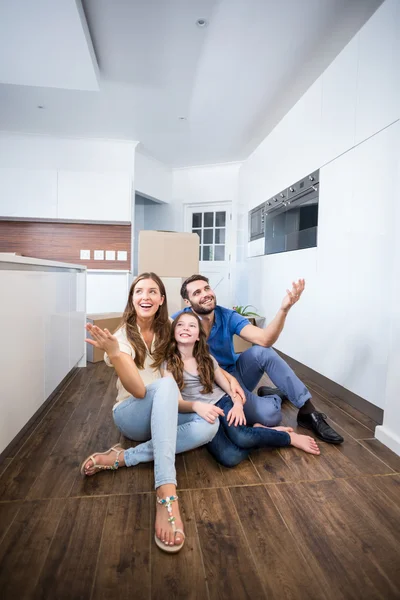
[0, 265, 86, 454]
[43, 272, 73, 398]
[0, 271, 46, 453]
[57, 170, 132, 221]
[320, 37, 358, 166]
[355, 0, 400, 145]
[0, 168, 57, 218]
[316, 122, 399, 408]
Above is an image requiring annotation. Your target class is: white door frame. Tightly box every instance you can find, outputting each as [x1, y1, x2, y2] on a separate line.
[184, 201, 232, 304]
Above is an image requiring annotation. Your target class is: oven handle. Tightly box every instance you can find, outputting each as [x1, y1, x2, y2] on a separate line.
[266, 185, 318, 214]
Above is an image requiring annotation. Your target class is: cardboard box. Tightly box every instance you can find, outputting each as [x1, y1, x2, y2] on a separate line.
[86, 313, 123, 363]
[161, 277, 186, 316]
[138, 231, 199, 277]
[233, 317, 266, 353]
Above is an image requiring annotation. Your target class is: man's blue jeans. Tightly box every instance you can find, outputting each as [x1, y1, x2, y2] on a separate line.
[207, 394, 291, 468]
[232, 346, 312, 426]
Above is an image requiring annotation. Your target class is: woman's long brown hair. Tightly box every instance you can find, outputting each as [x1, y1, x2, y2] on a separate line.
[120, 272, 170, 369]
[157, 312, 215, 394]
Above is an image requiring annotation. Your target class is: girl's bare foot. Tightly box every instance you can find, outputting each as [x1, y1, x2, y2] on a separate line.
[81, 445, 125, 476]
[289, 432, 320, 455]
[155, 484, 184, 547]
[254, 423, 294, 433]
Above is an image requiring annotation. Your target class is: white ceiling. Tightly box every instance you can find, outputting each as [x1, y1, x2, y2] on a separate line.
[0, 0, 383, 167]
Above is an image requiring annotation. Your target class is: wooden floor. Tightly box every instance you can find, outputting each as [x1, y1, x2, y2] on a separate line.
[1, 362, 400, 600]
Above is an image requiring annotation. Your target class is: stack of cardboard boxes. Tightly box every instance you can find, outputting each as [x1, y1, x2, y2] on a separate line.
[87, 231, 199, 362]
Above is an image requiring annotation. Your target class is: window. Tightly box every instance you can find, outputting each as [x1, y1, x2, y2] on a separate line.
[192, 210, 227, 261]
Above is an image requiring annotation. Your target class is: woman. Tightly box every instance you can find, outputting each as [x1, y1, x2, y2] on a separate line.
[162, 312, 320, 467]
[81, 273, 219, 553]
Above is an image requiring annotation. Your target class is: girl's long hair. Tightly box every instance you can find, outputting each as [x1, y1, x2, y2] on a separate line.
[120, 272, 170, 369]
[157, 312, 215, 394]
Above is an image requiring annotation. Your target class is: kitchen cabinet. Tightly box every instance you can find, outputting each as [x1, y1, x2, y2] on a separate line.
[0, 168, 57, 218]
[320, 37, 358, 165]
[57, 170, 132, 222]
[355, 0, 400, 145]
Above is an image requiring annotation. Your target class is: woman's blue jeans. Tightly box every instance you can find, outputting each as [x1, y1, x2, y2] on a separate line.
[113, 378, 219, 488]
[207, 394, 291, 468]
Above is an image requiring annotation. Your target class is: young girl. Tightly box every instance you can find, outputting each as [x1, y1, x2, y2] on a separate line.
[81, 272, 219, 553]
[162, 312, 320, 467]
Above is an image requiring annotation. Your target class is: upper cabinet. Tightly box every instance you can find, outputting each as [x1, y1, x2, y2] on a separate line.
[320, 37, 358, 166]
[0, 168, 57, 218]
[355, 0, 400, 145]
[57, 171, 132, 222]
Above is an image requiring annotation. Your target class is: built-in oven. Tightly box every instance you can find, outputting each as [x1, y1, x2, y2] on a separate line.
[249, 202, 266, 242]
[264, 170, 319, 255]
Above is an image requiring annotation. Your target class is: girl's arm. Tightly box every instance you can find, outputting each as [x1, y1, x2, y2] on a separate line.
[86, 324, 146, 398]
[162, 368, 224, 423]
[217, 367, 246, 404]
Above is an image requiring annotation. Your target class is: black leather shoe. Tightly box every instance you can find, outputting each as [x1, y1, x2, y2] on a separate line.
[297, 411, 344, 444]
[257, 386, 288, 401]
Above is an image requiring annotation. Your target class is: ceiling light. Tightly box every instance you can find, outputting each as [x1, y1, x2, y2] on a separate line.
[196, 18, 208, 27]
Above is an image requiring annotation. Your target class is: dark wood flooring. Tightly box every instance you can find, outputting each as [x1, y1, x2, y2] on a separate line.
[1, 362, 400, 599]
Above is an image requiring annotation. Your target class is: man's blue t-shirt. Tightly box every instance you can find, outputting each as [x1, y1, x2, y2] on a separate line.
[171, 306, 249, 373]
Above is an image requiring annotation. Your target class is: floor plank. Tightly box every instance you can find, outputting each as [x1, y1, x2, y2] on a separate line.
[358, 439, 400, 472]
[151, 490, 208, 600]
[92, 494, 151, 600]
[304, 377, 377, 433]
[27, 364, 114, 500]
[33, 496, 108, 600]
[183, 446, 224, 489]
[192, 487, 266, 599]
[0, 499, 65, 600]
[230, 485, 327, 600]
[268, 479, 400, 600]
[307, 383, 375, 440]
[0, 502, 21, 545]
[0, 366, 96, 501]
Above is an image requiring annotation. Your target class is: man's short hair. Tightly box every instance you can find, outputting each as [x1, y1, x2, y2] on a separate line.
[180, 274, 209, 300]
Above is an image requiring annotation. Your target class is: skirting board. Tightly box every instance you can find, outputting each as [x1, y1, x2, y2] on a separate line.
[375, 426, 400, 457]
[276, 349, 384, 425]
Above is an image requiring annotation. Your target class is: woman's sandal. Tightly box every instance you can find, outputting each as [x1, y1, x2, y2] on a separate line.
[80, 444, 124, 476]
[154, 495, 185, 553]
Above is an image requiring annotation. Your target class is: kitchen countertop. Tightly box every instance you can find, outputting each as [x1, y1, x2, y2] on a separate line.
[0, 253, 86, 270]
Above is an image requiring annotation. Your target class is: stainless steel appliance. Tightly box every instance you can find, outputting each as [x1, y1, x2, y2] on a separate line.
[249, 202, 266, 242]
[264, 170, 319, 255]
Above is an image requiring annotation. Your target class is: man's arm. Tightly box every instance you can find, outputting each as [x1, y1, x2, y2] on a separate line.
[238, 279, 305, 347]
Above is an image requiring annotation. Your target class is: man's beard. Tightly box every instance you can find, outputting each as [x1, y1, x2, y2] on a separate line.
[192, 296, 216, 315]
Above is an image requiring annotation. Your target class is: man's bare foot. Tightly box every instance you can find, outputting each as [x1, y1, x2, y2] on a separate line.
[155, 484, 184, 547]
[254, 423, 294, 433]
[289, 432, 320, 455]
[81, 445, 125, 476]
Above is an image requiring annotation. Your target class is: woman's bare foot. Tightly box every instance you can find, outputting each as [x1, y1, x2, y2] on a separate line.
[82, 445, 125, 476]
[254, 423, 294, 433]
[289, 432, 320, 455]
[155, 484, 184, 547]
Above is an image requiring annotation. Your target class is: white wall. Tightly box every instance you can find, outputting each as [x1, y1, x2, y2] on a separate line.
[237, 0, 400, 417]
[135, 150, 173, 203]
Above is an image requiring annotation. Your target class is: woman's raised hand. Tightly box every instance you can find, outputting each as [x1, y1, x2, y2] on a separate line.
[85, 324, 120, 359]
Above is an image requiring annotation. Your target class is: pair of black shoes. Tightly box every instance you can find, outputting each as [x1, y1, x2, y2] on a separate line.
[257, 386, 344, 444]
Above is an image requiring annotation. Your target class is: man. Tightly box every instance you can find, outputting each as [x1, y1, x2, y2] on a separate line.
[171, 274, 343, 444]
